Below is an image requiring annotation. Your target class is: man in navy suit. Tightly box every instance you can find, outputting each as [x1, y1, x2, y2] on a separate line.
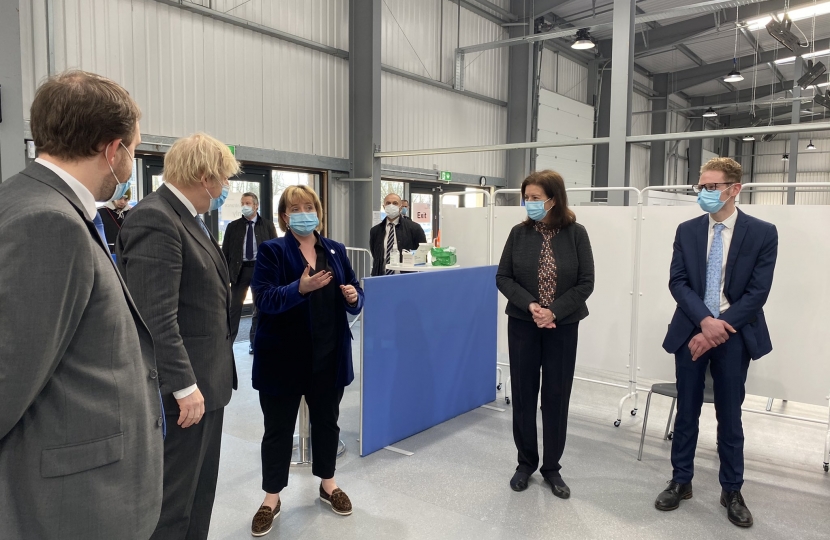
[654, 158, 778, 528]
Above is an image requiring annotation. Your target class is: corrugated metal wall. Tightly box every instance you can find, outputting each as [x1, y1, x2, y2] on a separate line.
[751, 133, 830, 204]
[380, 0, 508, 177]
[539, 50, 588, 104]
[381, 71, 506, 178]
[19, 0, 349, 159]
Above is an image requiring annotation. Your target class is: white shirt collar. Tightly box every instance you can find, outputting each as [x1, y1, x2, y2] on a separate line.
[246, 214, 259, 224]
[35, 158, 98, 221]
[164, 182, 199, 217]
[387, 216, 400, 227]
[708, 208, 738, 230]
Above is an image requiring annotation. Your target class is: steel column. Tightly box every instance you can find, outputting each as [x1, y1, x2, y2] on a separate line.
[349, 0, 382, 249]
[687, 98, 704, 185]
[505, 0, 533, 189]
[649, 74, 669, 186]
[607, 0, 636, 206]
[0, 0, 26, 182]
[787, 59, 803, 205]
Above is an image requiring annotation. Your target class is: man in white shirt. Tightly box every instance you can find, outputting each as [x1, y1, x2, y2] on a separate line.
[0, 70, 163, 539]
[117, 133, 240, 540]
[369, 193, 427, 276]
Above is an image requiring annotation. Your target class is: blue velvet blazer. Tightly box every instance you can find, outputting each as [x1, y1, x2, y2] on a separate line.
[250, 233, 364, 396]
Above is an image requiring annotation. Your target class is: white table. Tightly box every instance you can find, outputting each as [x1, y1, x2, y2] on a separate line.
[386, 264, 461, 272]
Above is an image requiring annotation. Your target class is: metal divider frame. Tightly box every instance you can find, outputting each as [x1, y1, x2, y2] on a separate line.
[345, 247, 373, 458]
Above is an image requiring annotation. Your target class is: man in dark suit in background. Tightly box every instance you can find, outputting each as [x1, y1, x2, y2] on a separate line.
[117, 132, 240, 540]
[0, 70, 163, 539]
[222, 192, 278, 353]
[654, 158, 778, 529]
[369, 193, 427, 276]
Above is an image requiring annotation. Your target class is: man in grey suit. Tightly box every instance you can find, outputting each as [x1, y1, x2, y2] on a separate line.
[0, 71, 163, 539]
[117, 132, 240, 540]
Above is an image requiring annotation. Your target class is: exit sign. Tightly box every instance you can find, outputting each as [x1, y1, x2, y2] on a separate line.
[440, 171, 452, 182]
[228, 145, 236, 156]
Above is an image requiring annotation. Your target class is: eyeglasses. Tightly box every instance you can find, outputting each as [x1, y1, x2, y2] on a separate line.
[693, 182, 737, 193]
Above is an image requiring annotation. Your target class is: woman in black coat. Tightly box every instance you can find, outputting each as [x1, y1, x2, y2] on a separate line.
[496, 170, 595, 499]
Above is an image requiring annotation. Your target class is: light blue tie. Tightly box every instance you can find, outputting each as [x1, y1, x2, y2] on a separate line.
[196, 215, 211, 238]
[704, 223, 726, 317]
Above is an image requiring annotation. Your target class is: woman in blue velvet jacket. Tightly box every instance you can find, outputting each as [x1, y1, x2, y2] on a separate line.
[248, 185, 364, 536]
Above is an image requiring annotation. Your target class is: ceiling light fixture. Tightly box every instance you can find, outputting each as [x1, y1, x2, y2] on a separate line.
[746, 2, 830, 31]
[774, 49, 830, 65]
[807, 140, 817, 150]
[766, 16, 803, 52]
[702, 107, 719, 117]
[724, 68, 744, 82]
[743, 134, 756, 141]
[571, 29, 596, 50]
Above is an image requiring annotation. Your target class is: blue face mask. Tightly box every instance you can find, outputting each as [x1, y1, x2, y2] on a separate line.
[206, 183, 230, 212]
[289, 212, 319, 236]
[525, 198, 551, 221]
[401, 207, 408, 217]
[106, 142, 133, 202]
[697, 189, 730, 214]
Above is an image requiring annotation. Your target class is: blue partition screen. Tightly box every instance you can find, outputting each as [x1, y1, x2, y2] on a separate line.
[360, 266, 498, 456]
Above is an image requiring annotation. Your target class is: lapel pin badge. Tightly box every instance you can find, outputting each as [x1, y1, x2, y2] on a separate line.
[330, 249, 335, 254]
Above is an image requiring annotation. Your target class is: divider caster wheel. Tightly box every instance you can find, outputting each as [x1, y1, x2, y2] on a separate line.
[630, 408, 638, 417]
[614, 420, 621, 427]
[823, 462, 828, 472]
[667, 432, 673, 440]
[505, 397, 511, 405]
[497, 384, 502, 391]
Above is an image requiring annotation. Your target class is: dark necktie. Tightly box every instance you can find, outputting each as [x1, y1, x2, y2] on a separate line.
[245, 221, 255, 261]
[385, 222, 396, 275]
[92, 213, 112, 256]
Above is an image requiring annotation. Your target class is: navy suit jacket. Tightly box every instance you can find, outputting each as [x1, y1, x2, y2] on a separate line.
[662, 209, 778, 360]
[250, 233, 364, 396]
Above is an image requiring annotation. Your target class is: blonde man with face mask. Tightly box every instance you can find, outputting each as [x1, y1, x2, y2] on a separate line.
[117, 133, 241, 540]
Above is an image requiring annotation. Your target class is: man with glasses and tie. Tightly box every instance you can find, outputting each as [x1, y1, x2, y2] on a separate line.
[369, 193, 427, 276]
[222, 192, 278, 353]
[117, 133, 240, 540]
[654, 158, 778, 529]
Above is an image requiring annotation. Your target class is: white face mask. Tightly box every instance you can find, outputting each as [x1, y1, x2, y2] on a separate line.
[241, 205, 254, 217]
[385, 204, 401, 219]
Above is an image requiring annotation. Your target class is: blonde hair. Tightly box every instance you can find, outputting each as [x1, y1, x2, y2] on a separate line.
[277, 185, 324, 233]
[163, 132, 240, 187]
[700, 157, 742, 184]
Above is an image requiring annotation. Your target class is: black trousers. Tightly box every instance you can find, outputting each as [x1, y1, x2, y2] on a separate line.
[151, 408, 225, 540]
[230, 264, 257, 343]
[259, 361, 344, 494]
[508, 317, 579, 478]
[671, 333, 751, 492]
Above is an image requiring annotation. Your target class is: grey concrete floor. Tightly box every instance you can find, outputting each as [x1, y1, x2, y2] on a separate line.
[210, 325, 830, 540]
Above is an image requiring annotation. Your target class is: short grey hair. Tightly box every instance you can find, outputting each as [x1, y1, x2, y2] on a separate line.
[242, 192, 259, 205]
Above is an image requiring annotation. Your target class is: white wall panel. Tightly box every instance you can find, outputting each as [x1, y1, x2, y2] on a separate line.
[629, 74, 651, 189]
[209, 0, 348, 50]
[21, 0, 348, 160]
[539, 51, 589, 104]
[381, 71, 506, 178]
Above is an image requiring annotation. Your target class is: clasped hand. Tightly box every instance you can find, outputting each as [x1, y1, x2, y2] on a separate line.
[689, 316, 736, 361]
[529, 302, 556, 329]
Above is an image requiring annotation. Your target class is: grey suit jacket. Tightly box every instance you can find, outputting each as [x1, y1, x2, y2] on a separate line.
[117, 184, 237, 414]
[496, 221, 595, 325]
[0, 163, 163, 539]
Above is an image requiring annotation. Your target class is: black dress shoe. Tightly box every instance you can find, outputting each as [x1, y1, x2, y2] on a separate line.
[654, 481, 693, 511]
[249, 344, 254, 355]
[510, 471, 530, 492]
[543, 476, 570, 499]
[720, 490, 753, 528]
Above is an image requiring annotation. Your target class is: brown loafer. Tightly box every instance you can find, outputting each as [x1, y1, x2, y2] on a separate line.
[251, 502, 280, 537]
[319, 483, 353, 516]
